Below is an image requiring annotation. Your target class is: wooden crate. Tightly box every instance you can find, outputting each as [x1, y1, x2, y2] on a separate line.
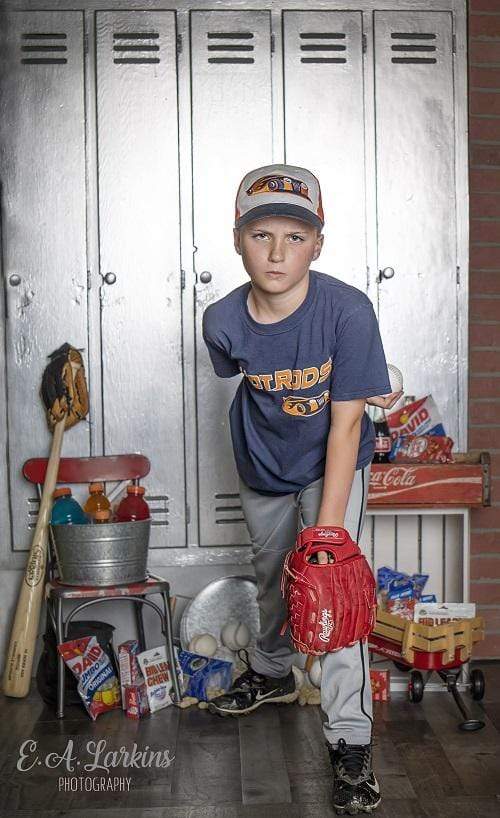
[367, 451, 490, 508]
[372, 608, 485, 665]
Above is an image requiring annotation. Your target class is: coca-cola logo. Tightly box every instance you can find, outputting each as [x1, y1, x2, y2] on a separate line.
[370, 467, 417, 490]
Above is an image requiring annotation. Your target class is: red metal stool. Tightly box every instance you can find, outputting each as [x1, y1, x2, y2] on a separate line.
[23, 454, 181, 718]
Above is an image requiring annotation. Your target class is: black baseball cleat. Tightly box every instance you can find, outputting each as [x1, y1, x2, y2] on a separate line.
[326, 738, 381, 815]
[207, 652, 298, 716]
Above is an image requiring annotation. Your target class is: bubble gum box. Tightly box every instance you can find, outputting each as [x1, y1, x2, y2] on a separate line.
[124, 682, 150, 719]
[118, 640, 141, 709]
[178, 650, 233, 702]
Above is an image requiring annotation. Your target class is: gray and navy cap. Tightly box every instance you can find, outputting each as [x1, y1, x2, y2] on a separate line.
[234, 163, 325, 231]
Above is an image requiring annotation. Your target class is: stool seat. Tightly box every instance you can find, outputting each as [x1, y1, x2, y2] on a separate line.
[46, 575, 169, 600]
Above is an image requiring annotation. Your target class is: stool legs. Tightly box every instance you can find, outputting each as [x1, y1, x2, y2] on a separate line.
[134, 601, 147, 651]
[56, 598, 65, 719]
[161, 590, 182, 702]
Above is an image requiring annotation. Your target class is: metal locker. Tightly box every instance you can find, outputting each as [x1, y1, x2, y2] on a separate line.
[283, 11, 367, 292]
[95, 11, 185, 547]
[374, 11, 459, 445]
[0, 11, 89, 555]
[192, 10, 273, 546]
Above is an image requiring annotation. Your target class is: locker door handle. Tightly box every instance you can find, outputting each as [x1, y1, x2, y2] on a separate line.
[379, 267, 395, 281]
[8, 274, 21, 287]
[103, 272, 117, 285]
[199, 271, 212, 284]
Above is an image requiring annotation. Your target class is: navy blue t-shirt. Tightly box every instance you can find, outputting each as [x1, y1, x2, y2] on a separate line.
[202, 270, 391, 495]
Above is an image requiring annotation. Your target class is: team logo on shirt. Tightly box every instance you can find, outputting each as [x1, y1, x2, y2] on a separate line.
[242, 357, 332, 392]
[282, 390, 330, 417]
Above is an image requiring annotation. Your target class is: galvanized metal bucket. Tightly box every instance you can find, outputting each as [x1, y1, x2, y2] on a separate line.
[50, 519, 150, 586]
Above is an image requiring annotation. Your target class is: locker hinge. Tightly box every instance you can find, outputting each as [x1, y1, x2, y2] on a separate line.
[181, 269, 186, 289]
[176, 34, 182, 55]
[186, 503, 190, 524]
[456, 266, 460, 285]
[452, 34, 456, 54]
[362, 34, 367, 54]
[271, 33, 275, 54]
[87, 269, 92, 290]
[84, 32, 89, 55]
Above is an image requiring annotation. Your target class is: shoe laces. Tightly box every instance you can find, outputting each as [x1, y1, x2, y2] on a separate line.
[332, 739, 372, 783]
[234, 649, 265, 691]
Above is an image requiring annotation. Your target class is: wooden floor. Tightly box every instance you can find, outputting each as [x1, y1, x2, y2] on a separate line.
[1, 661, 500, 817]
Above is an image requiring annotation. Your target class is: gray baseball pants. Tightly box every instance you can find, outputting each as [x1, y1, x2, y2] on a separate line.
[238, 464, 373, 748]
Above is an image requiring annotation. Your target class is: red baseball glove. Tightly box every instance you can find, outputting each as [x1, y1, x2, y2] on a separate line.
[280, 526, 377, 655]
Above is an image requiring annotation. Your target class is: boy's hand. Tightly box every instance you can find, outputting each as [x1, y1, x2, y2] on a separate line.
[366, 389, 403, 411]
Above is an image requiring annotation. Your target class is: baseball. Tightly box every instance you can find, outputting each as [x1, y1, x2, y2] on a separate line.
[308, 658, 322, 688]
[188, 633, 218, 657]
[386, 363, 404, 395]
[221, 620, 251, 651]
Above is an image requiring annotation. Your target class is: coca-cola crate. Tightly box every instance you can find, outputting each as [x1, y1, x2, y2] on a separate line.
[367, 451, 490, 508]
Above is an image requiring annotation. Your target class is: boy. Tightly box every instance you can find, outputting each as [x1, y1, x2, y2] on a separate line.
[202, 164, 401, 815]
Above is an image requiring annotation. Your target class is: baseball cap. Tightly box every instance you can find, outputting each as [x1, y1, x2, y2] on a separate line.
[234, 163, 324, 231]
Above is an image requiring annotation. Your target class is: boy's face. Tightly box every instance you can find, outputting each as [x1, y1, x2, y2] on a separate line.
[233, 216, 324, 295]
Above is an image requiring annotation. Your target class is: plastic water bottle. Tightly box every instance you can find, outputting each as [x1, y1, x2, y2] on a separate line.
[83, 482, 111, 521]
[51, 487, 89, 525]
[93, 509, 111, 524]
[115, 486, 150, 522]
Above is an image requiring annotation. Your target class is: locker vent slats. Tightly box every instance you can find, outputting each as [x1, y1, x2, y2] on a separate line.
[147, 495, 169, 528]
[391, 33, 437, 39]
[391, 32, 437, 64]
[27, 497, 40, 530]
[299, 32, 347, 65]
[214, 493, 245, 524]
[113, 32, 160, 65]
[20, 32, 67, 65]
[207, 31, 255, 64]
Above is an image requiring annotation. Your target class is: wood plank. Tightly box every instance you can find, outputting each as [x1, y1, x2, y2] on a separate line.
[239, 707, 291, 805]
[0, 703, 182, 812]
[169, 708, 241, 806]
[382, 716, 464, 799]
[371, 709, 418, 801]
[419, 693, 500, 796]
[278, 702, 332, 806]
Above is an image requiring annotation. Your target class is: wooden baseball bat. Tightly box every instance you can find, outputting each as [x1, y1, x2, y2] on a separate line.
[2, 417, 66, 697]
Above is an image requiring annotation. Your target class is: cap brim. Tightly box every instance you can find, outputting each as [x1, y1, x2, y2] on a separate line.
[235, 203, 323, 231]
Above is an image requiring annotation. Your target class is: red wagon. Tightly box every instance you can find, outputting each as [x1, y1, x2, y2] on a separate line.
[368, 609, 486, 731]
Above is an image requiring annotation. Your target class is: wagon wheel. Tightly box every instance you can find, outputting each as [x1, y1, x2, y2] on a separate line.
[408, 670, 424, 703]
[469, 668, 485, 701]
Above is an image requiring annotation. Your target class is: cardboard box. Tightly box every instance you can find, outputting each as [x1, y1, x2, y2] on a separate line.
[118, 640, 141, 708]
[178, 650, 232, 702]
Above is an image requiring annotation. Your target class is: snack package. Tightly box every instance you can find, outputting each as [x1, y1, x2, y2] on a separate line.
[118, 640, 141, 709]
[414, 602, 476, 625]
[390, 434, 454, 464]
[386, 597, 416, 620]
[137, 645, 182, 713]
[387, 395, 446, 440]
[377, 566, 404, 594]
[124, 682, 150, 719]
[57, 635, 121, 720]
[178, 651, 233, 702]
[377, 566, 429, 620]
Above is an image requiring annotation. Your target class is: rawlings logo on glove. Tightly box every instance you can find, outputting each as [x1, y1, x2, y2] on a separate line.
[280, 526, 377, 655]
